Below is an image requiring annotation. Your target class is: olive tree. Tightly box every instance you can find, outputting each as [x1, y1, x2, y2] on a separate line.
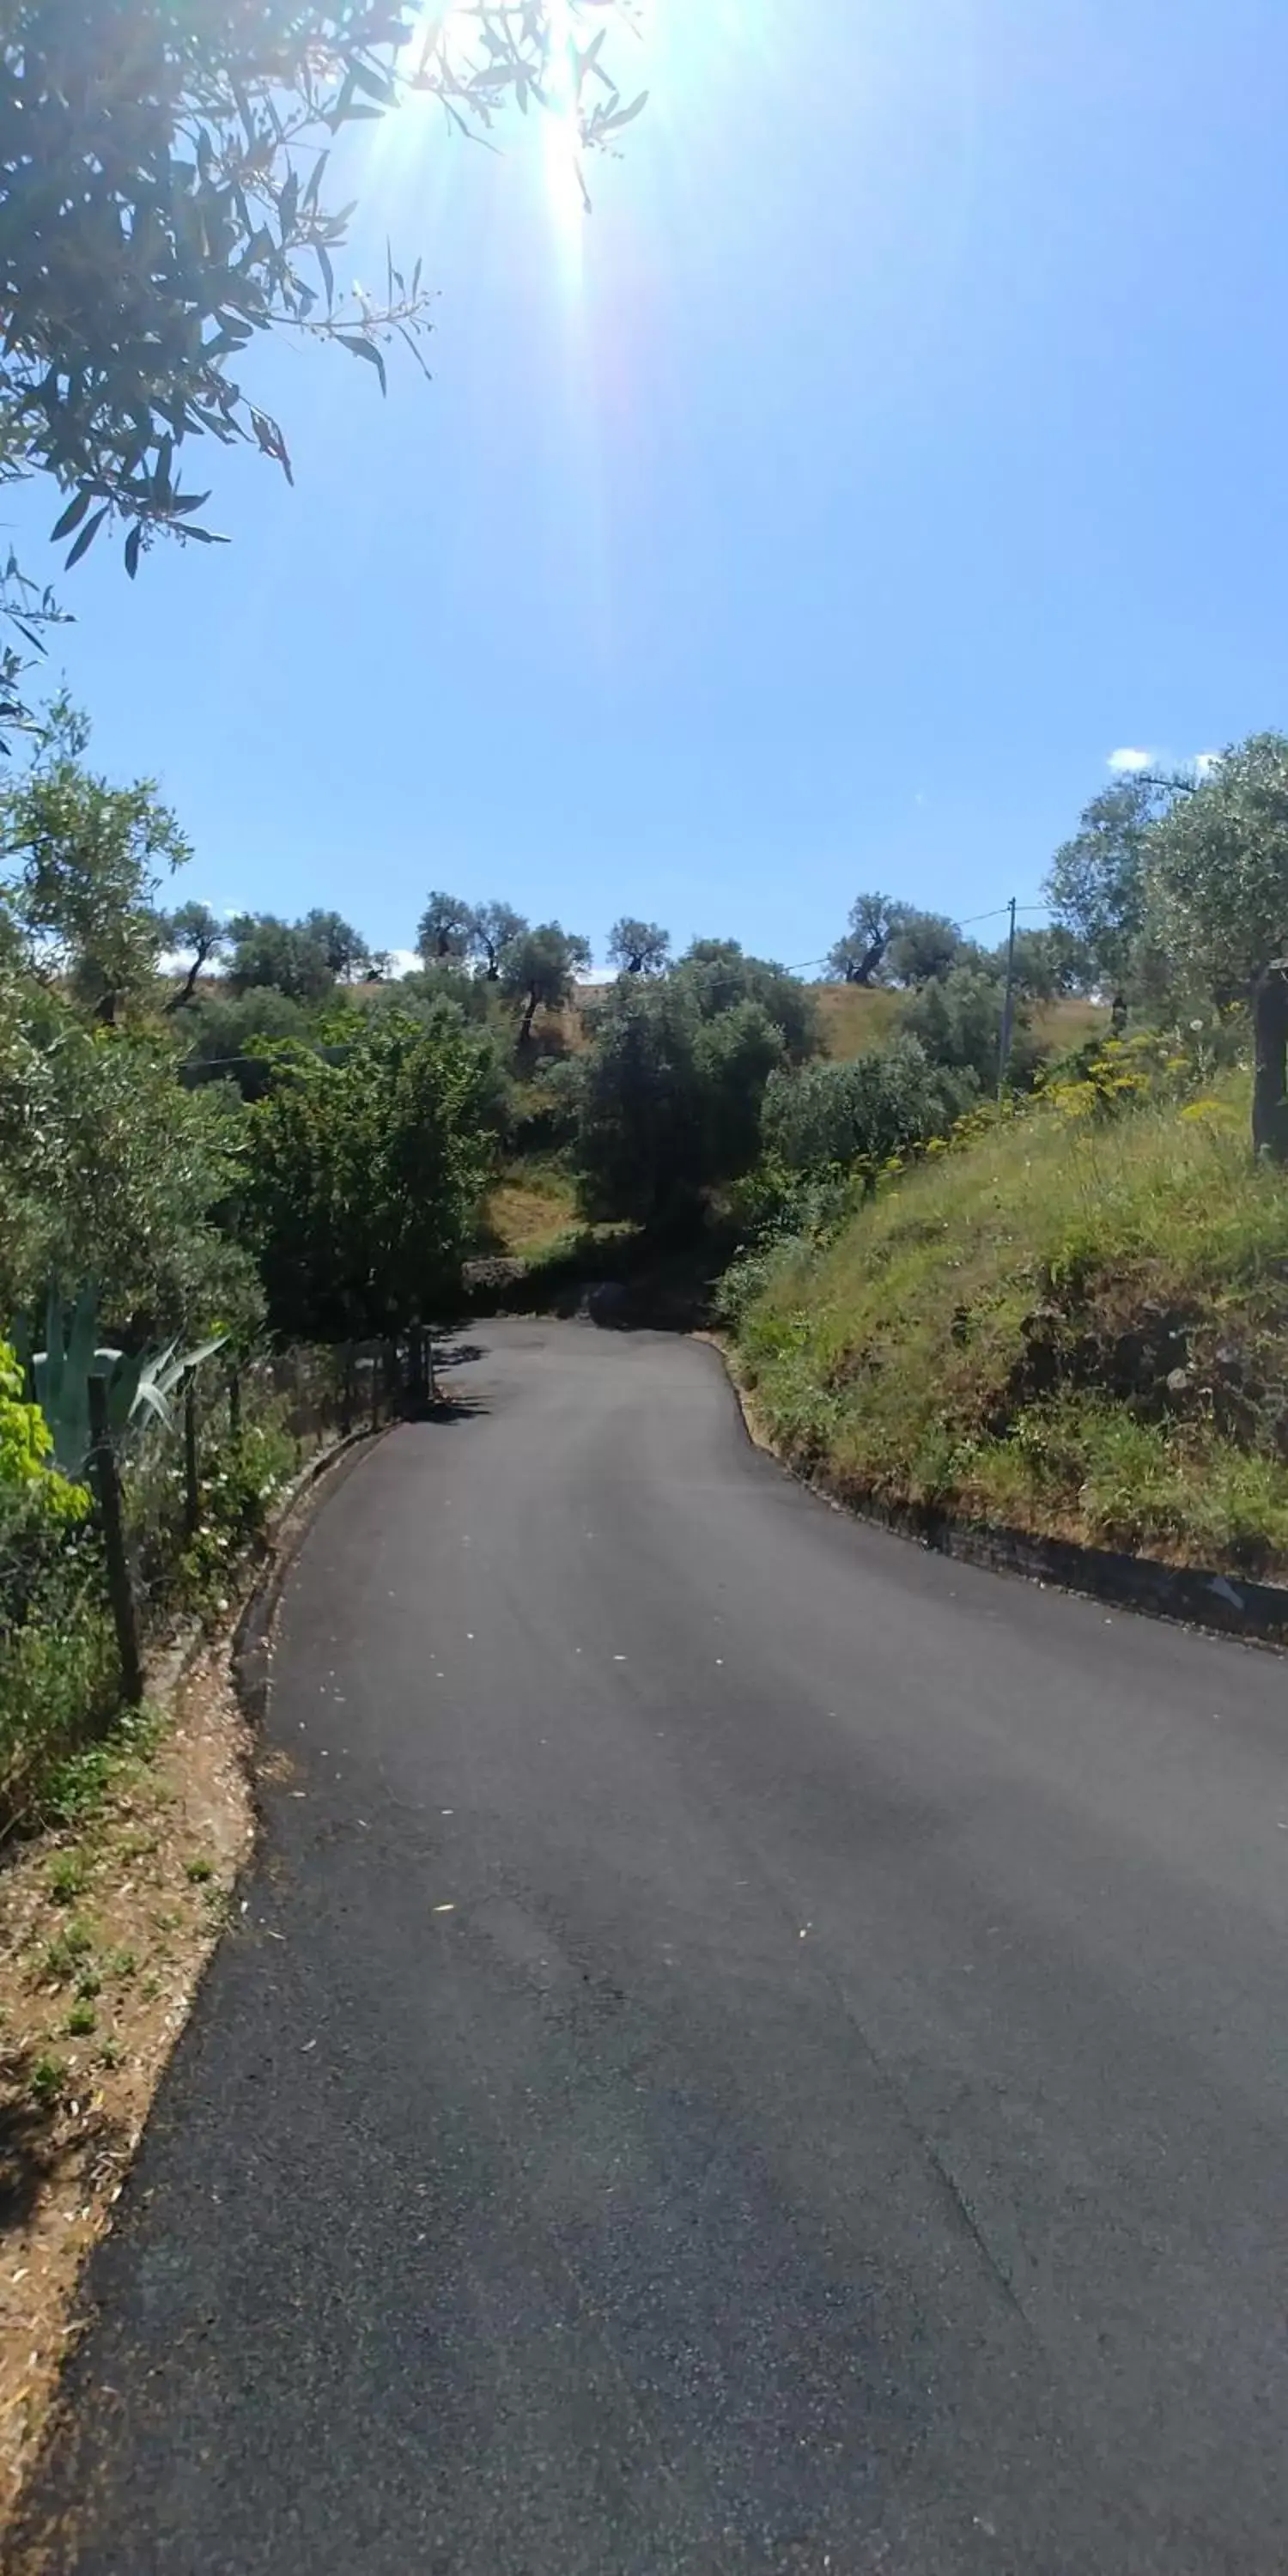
[301, 908, 372, 982]
[1145, 735, 1288, 1158]
[471, 901, 527, 981]
[884, 909, 963, 988]
[608, 917, 671, 976]
[575, 977, 784, 1226]
[1045, 776, 1174, 999]
[827, 893, 911, 987]
[226, 913, 335, 1003]
[0, 704, 185, 1022]
[502, 922, 591, 1044]
[165, 900, 228, 1010]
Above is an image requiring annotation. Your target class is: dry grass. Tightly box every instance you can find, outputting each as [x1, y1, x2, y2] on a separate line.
[1033, 995, 1112, 1053]
[736, 1073, 1288, 1574]
[487, 1163, 582, 1259]
[812, 985, 905, 1058]
[788, 985, 1105, 1065]
[0, 1646, 252, 2520]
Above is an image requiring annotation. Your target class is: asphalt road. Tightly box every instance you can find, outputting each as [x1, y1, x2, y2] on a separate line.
[15, 1322, 1288, 2574]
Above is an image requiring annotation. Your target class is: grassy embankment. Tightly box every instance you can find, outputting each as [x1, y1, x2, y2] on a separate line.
[732, 1070, 1288, 1577]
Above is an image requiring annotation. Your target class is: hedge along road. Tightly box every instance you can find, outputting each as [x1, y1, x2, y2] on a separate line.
[15, 1321, 1288, 2574]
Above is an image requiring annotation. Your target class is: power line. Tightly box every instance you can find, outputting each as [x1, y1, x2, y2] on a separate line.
[790, 900, 1050, 972]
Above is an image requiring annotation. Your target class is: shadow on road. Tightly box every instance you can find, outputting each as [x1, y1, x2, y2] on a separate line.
[424, 1394, 488, 1426]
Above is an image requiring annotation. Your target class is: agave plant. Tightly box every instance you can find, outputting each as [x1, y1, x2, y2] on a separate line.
[15, 1284, 225, 1478]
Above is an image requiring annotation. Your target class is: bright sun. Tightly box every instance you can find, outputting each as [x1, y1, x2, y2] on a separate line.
[538, 0, 590, 280]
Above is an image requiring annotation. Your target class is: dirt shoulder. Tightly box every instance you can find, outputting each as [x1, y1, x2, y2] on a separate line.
[0, 1427, 381, 2530]
[0, 1642, 252, 2518]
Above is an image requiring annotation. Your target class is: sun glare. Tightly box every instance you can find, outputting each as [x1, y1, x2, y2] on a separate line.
[539, 0, 591, 291]
[363, 1, 596, 296]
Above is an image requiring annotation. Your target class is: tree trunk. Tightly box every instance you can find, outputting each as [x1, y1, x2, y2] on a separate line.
[1251, 965, 1288, 1160]
[164, 952, 204, 1012]
[519, 988, 538, 1044]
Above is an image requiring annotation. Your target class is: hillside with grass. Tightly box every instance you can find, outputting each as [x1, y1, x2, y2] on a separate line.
[813, 983, 1106, 1064]
[730, 1054, 1288, 1577]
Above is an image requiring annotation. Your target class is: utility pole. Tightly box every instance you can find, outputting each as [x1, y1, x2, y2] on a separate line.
[996, 895, 1018, 1100]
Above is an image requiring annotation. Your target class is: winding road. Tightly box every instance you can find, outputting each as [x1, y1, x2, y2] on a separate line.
[17, 1321, 1288, 2573]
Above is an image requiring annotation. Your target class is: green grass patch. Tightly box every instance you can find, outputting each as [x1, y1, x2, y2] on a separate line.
[736, 1072, 1288, 1574]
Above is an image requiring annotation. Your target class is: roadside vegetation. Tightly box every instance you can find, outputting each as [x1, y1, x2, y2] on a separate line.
[730, 1046, 1288, 1572]
[11, 714, 1288, 1813]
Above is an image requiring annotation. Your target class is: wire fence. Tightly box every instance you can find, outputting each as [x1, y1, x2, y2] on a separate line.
[0, 1338, 413, 1821]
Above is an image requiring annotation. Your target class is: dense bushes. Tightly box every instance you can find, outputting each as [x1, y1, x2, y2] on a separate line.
[572, 945, 821, 1225]
[761, 1036, 967, 1178]
[0, 992, 261, 1341]
[245, 1007, 501, 1340]
[0, 1337, 112, 1808]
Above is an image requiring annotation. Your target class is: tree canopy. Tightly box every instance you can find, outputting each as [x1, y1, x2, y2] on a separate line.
[574, 977, 784, 1226]
[677, 940, 817, 1061]
[502, 921, 591, 1042]
[226, 913, 335, 1003]
[0, 1, 647, 730]
[999, 924, 1091, 1002]
[884, 909, 965, 989]
[471, 900, 527, 981]
[827, 893, 911, 986]
[301, 908, 372, 982]
[0, 703, 184, 1021]
[1045, 777, 1171, 995]
[762, 1036, 958, 1179]
[165, 899, 228, 1011]
[246, 1007, 500, 1340]
[416, 893, 528, 979]
[903, 961, 1038, 1095]
[417, 892, 477, 964]
[608, 917, 671, 976]
[1145, 734, 1288, 1156]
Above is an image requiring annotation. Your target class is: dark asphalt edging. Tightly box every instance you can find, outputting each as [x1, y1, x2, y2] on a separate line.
[231, 1426, 388, 1723]
[715, 1346, 1288, 1651]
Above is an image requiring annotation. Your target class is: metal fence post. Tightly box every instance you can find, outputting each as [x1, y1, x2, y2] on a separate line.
[408, 1325, 428, 1416]
[183, 1370, 200, 1541]
[88, 1376, 143, 1709]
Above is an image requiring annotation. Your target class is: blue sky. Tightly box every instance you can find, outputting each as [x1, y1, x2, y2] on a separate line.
[8, 0, 1288, 969]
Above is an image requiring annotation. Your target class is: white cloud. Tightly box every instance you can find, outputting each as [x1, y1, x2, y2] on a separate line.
[1194, 750, 1222, 779]
[1107, 746, 1153, 774]
[385, 948, 420, 979]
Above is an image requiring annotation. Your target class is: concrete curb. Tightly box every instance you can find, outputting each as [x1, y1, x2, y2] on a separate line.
[231, 1426, 387, 1723]
[716, 1348, 1288, 1653]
